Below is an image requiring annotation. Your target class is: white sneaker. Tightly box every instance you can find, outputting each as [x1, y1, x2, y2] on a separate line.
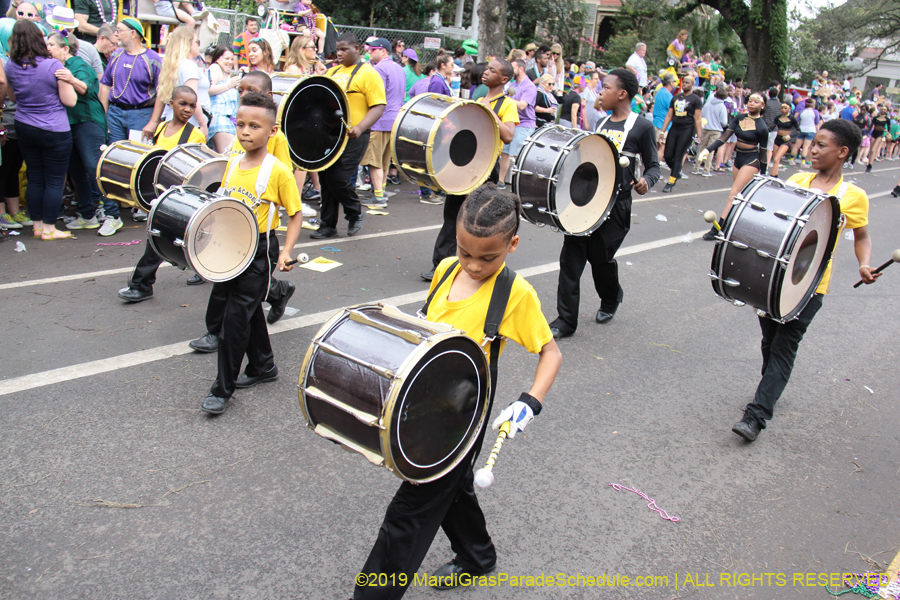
[132, 208, 148, 222]
[301, 204, 317, 218]
[356, 182, 372, 191]
[98, 217, 123, 236]
[680, 173, 689, 179]
[67, 215, 100, 229]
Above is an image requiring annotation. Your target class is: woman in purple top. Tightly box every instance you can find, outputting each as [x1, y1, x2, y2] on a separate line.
[5, 19, 76, 240]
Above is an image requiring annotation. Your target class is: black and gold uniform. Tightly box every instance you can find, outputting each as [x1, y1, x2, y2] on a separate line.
[704, 114, 769, 172]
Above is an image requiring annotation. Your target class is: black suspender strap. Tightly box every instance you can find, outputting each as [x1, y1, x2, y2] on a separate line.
[420, 260, 458, 317]
[491, 95, 506, 117]
[152, 122, 195, 146]
[329, 61, 365, 93]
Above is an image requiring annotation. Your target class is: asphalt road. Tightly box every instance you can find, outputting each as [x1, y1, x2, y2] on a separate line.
[1, 160, 898, 600]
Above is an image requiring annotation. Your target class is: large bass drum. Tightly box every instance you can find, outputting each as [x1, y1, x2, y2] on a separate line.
[278, 75, 350, 171]
[512, 124, 621, 236]
[154, 144, 228, 194]
[299, 303, 490, 483]
[147, 186, 259, 282]
[96, 140, 167, 211]
[710, 175, 841, 322]
[391, 94, 501, 196]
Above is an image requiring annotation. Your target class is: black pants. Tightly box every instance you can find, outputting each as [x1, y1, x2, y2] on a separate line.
[552, 196, 632, 332]
[429, 163, 499, 268]
[745, 294, 823, 427]
[320, 131, 368, 229]
[203, 269, 290, 337]
[664, 126, 694, 179]
[130, 241, 164, 292]
[354, 432, 496, 600]
[209, 231, 279, 399]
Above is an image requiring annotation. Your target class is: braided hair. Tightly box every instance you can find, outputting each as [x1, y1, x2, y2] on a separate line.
[457, 183, 522, 242]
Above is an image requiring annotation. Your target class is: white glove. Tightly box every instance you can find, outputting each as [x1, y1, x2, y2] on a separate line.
[697, 148, 710, 163]
[491, 394, 542, 439]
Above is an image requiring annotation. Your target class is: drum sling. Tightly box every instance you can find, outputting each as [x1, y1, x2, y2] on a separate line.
[421, 261, 516, 463]
[152, 122, 196, 146]
[597, 111, 643, 183]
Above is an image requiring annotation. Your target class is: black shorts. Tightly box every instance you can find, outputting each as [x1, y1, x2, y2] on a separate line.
[773, 133, 792, 148]
[735, 148, 761, 170]
[872, 130, 885, 139]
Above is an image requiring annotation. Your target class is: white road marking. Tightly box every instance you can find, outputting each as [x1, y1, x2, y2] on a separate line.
[0, 231, 705, 397]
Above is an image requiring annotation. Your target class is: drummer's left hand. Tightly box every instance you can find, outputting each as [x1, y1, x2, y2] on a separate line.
[633, 177, 649, 195]
[277, 250, 294, 272]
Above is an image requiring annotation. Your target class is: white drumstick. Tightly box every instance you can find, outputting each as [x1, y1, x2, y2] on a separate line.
[474, 421, 511, 488]
[618, 156, 630, 167]
[703, 211, 721, 230]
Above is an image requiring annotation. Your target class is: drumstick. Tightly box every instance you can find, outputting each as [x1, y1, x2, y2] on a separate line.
[854, 249, 900, 288]
[283, 253, 310, 267]
[703, 210, 721, 230]
[474, 421, 511, 489]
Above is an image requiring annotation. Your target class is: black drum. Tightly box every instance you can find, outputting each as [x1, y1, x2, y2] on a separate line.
[96, 140, 167, 211]
[147, 186, 259, 282]
[299, 303, 490, 483]
[391, 94, 502, 195]
[512, 124, 621, 235]
[278, 75, 350, 172]
[271, 73, 306, 106]
[710, 175, 841, 322]
[154, 144, 228, 195]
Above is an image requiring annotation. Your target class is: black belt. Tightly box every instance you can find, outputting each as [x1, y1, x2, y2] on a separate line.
[110, 100, 154, 111]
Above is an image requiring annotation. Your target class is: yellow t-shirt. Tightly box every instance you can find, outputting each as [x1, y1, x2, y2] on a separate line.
[327, 62, 387, 128]
[230, 131, 292, 170]
[427, 257, 553, 359]
[153, 121, 206, 151]
[221, 155, 303, 232]
[788, 172, 869, 295]
[484, 94, 520, 125]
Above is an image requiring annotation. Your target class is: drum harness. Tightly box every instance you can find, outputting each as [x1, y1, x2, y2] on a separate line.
[419, 261, 516, 471]
[596, 111, 643, 188]
[221, 153, 279, 299]
[327, 61, 366, 128]
[152, 122, 197, 146]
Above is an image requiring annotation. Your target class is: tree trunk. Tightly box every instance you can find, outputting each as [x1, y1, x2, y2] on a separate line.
[477, 0, 507, 62]
[740, 24, 783, 91]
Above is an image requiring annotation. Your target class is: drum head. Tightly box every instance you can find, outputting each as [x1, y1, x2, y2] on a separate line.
[554, 134, 619, 235]
[779, 196, 836, 317]
[134, 150, 165, 211]
[279, 75, 349, 171]
[389, 335, 488, 482]
[186, 198, 259, 282]
[428, 102, 501, 195]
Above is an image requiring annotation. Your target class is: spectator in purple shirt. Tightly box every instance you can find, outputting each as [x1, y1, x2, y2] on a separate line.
[4, 19, 77, 240]
[360, 37, 405, 209]
[428, 54, 454, 96]
[408, 61, 435, 98]
[498, 58, 537, 186]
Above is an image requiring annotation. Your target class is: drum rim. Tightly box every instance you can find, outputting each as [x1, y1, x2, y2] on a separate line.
[391, 94, 502, 196]
[512, 124, 569, 231]
[277, 75, 350, 172]
[184, 193, 259, 282]
[381, 331, 489, 483]
[96, 140, 166, 209]
[298, 302, 491, 484]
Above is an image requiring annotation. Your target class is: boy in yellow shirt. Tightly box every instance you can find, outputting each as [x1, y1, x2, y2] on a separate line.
[732, 119, 881, 441]
[118, 86, 209, 303]
[201, 92, 303, 415]
[354, 184, 562, 599]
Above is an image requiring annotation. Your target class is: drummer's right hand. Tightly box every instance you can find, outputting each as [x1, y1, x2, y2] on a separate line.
[348, 125, 361, 139]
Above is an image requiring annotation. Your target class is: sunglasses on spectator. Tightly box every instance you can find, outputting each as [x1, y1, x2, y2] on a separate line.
[552, 52, 560, 56]
[304, 44, 316, 49]
[17, 10, 35, 16]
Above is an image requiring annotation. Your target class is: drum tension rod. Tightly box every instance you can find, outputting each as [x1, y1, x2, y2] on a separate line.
[728, 240, 749, 250]
[398, 136, 431, 148]
[409, 110, 435, 119]
[773, 210, 792, 220]
[749, 202, 766, 211]
[536, 174, 558, 183]
[537, 207, 560, 217]
[708, 273, 741, 287]
[511, 168, 533, 176]
[521, 203, 534, 209]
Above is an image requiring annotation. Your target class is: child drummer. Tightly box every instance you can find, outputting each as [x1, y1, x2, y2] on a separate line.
[730, 118, 880, 442]
[118, 86, 208, 303]
[353, 184, 562, 599]
[201, 91, 303, 415]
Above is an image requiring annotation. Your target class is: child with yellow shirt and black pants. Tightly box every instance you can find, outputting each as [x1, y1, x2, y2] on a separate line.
[201, 92, 303, 415]
[118, 86, 208, 303]
[353, 184, 562, 599]
[732, 119, 881, 442]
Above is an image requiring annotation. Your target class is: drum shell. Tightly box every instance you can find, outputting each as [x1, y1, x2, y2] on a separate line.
[278, 75, 350, 172]
[391, 94, 501, 195]
[147, 186, 260, 282]
[711, 176, 840, 321]
[271, 73, 307, 107]
[513, 124, 621, 235]
[299, 303, 490, 483]
[154, 144, 228, 194]
[96, 141, 167, 211]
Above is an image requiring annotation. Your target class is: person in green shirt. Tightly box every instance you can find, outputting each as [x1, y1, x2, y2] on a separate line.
[48, 31, 108, 229]
[402, 48, 423, 101]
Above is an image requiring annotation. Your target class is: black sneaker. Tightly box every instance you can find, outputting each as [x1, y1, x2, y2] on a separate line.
[386, 174, 401, 185]
[662, 181, 674, 193]
[732, 413, 762, 442]
[702, 224, 719, 241]
[430, 560, 496, 589]
[866, 163, 873, 173]
[891, 186, 900, 198]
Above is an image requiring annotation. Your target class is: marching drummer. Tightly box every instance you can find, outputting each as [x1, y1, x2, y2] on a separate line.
[730, 119, 880, 442]
[201, 91, 303, 415]
[549, 68, 660, 338]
